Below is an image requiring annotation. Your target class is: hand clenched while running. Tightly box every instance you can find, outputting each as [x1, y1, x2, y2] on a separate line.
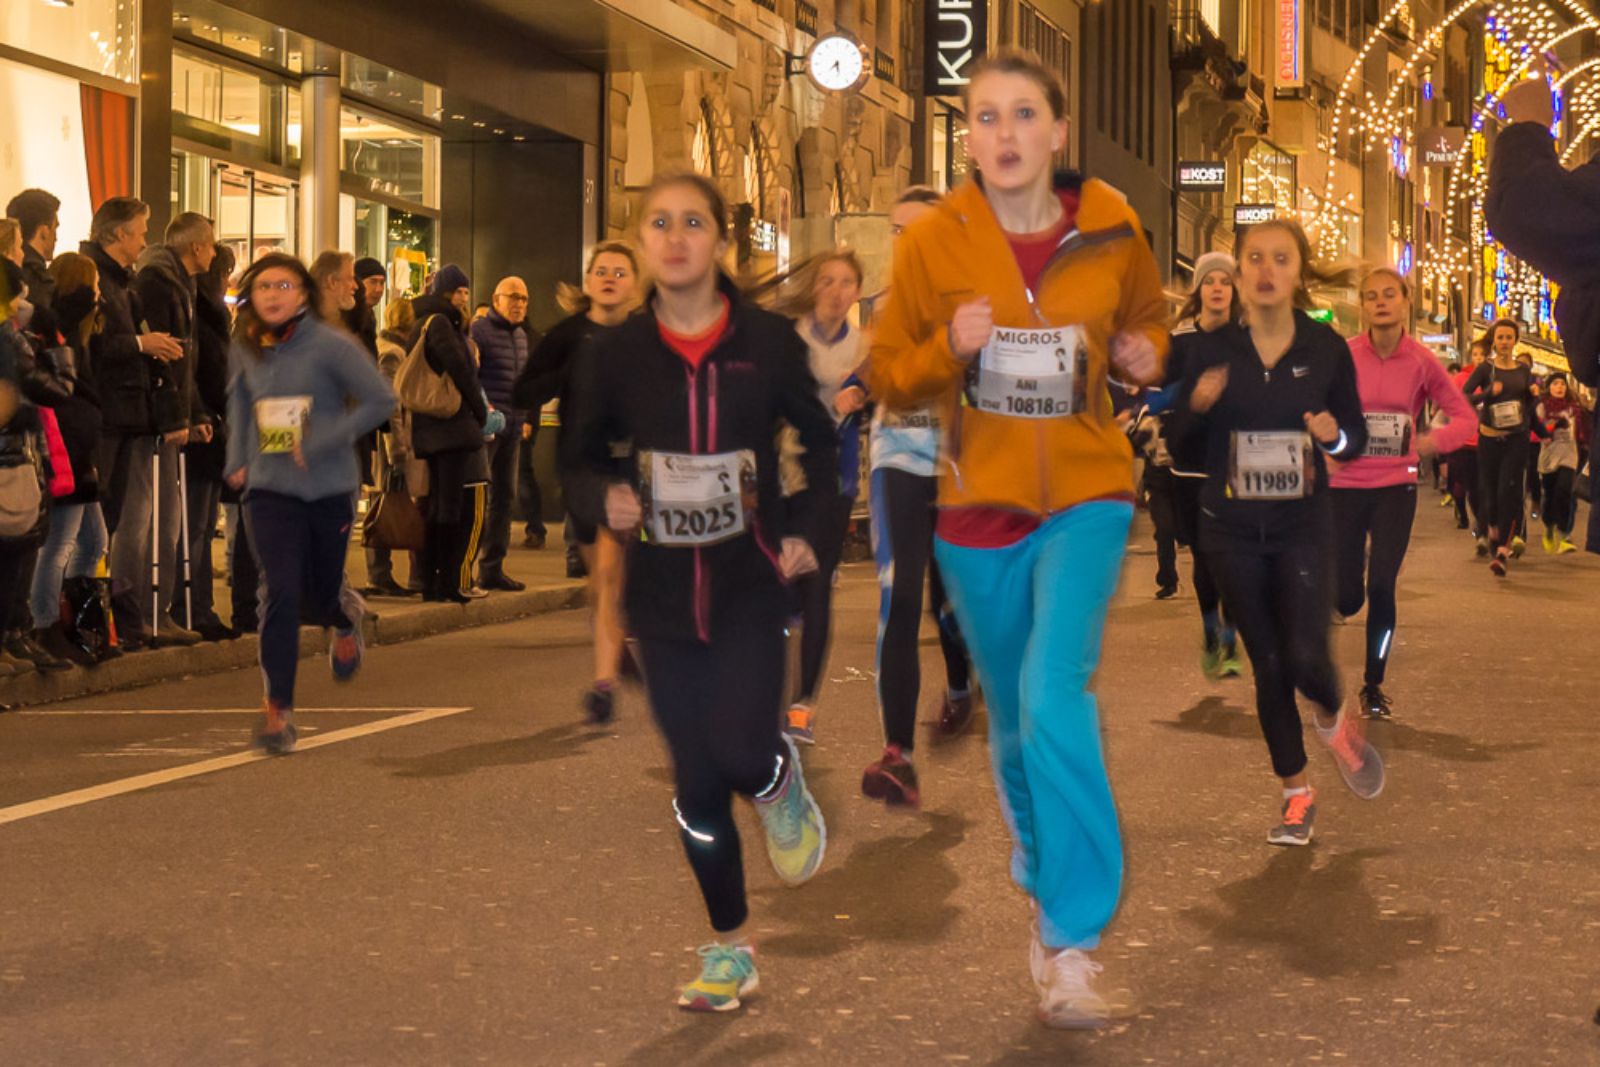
[605, 482, 643, 531]
[1303, 410, 1341, 446]
[1189, 365, 1229, 413]
[1110, 332, 1161, 385]
[778, 538, 818, 579]
[947, 298, 994, 361]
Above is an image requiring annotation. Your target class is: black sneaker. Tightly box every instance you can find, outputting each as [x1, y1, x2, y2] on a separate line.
[1359, 684, 1393, 720]
[583, 685, 615, 725]
[480, 573, 527, 592]
[1155, 584, 1178, 600]
[566, 552, 588, 580]
[937, 691, 975, 737]
[7, 633, 71, 672]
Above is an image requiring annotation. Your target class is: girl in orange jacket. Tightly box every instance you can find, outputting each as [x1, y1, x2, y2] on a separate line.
[868, 49, 1166, 1030]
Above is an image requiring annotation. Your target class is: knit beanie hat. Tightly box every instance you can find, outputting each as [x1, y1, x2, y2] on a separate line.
[429, 263, 470, 296]
[354, 257, 386, 283]
[1191, 251, 1237, 291]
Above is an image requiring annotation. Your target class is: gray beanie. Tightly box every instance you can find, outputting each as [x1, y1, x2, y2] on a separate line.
[1190, 251, 1237, 291]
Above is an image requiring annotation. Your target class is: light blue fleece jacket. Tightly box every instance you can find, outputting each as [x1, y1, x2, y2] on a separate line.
[225, 314, 395, 501]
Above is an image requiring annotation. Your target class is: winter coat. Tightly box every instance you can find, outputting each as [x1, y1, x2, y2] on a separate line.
[405, 294, 488, 458]
[21, 342, 101, 505]
[134, 245, 201, 427]
[470, 309, 529, 415]
[84, 242, 185, 435]
[20, 245, 54, 311]
[186, 270, 232, 481]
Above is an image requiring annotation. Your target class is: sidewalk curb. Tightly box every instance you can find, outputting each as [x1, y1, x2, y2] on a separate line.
[0, 582, 586, 710]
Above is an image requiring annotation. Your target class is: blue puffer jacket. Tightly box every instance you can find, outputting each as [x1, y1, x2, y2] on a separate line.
[470, 310, 528, 415]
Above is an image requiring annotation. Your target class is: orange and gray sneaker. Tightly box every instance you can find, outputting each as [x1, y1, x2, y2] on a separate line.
[861, 744, 921, 808]
[253, 700, 297, 755]
[1267, 789, 1316, 846]
[1316, 713, 1385, 799]
[784, 703, 815, 745]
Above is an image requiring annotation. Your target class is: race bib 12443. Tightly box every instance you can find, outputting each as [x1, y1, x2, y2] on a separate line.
[256, 396, 311, 455]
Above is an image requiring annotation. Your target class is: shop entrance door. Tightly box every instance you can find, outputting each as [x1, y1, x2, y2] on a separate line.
[173, 152, 298, 265]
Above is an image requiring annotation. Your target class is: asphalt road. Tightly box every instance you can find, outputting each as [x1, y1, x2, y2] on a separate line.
[1, 489, 1597, 1066]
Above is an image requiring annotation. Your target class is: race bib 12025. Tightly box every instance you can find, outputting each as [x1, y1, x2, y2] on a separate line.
[638, 449, 757, 547]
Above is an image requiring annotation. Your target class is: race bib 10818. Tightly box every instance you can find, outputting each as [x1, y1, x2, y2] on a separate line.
[972, 325, 1088, 420]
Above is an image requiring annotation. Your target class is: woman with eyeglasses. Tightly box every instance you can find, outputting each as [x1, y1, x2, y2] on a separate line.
[515, 241, 642, 725]
[224, 253, 394, 753]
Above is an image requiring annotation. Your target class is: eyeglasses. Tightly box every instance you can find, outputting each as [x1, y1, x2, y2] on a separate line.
[253, 280, 299, 293]
[497, 294, 530, 304]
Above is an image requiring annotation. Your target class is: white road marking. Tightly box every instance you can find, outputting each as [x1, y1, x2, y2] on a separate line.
[0, 706, 470, 828]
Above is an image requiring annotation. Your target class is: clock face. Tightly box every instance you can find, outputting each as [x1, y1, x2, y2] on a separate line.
[809, 35, 866, 92]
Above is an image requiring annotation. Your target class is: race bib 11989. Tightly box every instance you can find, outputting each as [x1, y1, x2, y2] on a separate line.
[1229, 430, 1313, 500]
[972, 325, 1087, 420]
[638, 449, 757, 547]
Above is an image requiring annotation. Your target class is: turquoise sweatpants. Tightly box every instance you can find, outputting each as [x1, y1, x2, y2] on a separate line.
[934, 501, 1132, 950]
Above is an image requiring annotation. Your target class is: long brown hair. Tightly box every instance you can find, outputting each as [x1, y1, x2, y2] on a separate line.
[1177, 268, 1242, 326]
[557, 241, 641, 316]
[48, 252, 104, 350]
[233, 252, 316, 359]
[762, 249, 866, 320]
[1237, 219, 1353, 311]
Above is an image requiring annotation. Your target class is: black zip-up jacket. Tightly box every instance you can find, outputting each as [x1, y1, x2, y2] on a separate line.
[1170, 312, 1367, 551]
[21, 245, 54, 311]
[134, 245, 201, 427]
[84, 242, 185, 435]
[515, 311, 598, 416]
[1461, 361, 1540, 436]
[564, 277, 838, 643]
[406, 294, 488, 458]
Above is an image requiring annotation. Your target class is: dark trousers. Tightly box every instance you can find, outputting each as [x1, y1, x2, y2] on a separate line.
[793, 492, 855, 705]
[243, 491, 356, 707]
[420, 483, 487, 597]
[1174, 475, 1230, 640]
[1526, 442, 1543, 512]
[0, 547, 28, 634]
[638, 608, 788, 933]
[517, 422, 544, 540]
[1478, 433, 1530, 550]
[869, 467, 971, 752]
[1446, 446, 1480, 532]
[1332, 485, 1418, 687]
[1210, 537, 1342, 781]
[231, 515, 260, 633]
[480, 420, 522, 579]
[182, 473, 224, 629]
[1542, 467, 1577, 535]
[1145, 465, 1180, 590]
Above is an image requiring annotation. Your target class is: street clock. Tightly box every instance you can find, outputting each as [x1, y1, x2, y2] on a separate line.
[794, 33, 872, 93]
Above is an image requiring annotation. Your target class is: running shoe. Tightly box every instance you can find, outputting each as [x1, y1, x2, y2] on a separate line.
[1035, 947, 1110, 1030]
[1489, 552, 1508, 578]
[1200, 640, 1224, 680]
[1268, 790, 1317, 846]
[677, 942, 758, 1012]
[861, 745, 921, 808]
[753, 737, 826, 886]
[1475, 537, 1490, 558]
[253, 701, 297, 755]
[583, 684, 616, 725]
[1219, 637, 1243, 679]
[1559, 538, 1579, 554]
[784, 703, 816, 745]
[330, 626, 363, 682]
[1510, 535, 1527, 559]
[1543, 527, 1559, 555]
[937, 691, 975, 737]
[1316, 713, 1385, 799]
[1359, 684, 1393, 720]
[1439, 492, 1454, 508]
[1155, 584, 1178, 600]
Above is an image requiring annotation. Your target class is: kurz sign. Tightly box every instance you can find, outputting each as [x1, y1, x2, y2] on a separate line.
[925, 0, 988, 96]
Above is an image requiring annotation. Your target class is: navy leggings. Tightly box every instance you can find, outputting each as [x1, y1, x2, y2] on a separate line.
[243, 491, 356, 707]
[1332, 485, 1417, 686]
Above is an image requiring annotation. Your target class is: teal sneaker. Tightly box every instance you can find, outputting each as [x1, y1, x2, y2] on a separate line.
[753, 737, 826, 885]
[677, 942, 758, 1012]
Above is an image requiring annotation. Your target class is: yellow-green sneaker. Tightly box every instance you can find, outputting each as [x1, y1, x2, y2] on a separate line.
[677, 942, 758, 1012]
[753, 737, 826, 886]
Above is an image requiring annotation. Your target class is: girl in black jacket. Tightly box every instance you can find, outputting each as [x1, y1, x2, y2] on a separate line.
[1172, 219, 1379, 848]
[564, 173, 837, 1014]
[407, 270, 490, 603]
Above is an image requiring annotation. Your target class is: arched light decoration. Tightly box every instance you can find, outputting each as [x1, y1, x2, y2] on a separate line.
[1308, 0, 1600, 343]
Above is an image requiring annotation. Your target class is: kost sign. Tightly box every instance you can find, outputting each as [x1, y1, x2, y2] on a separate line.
[1234, 203, 1277, 226]
[1177, 161, 1227, 191]
[925, 0, 989, 96]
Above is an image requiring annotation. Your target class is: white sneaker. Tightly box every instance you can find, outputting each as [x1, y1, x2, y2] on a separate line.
[1035, 947, 1109, 1030]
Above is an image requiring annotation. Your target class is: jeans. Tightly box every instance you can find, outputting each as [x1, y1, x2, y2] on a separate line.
[936, 501, 1132, 950]
[29, 502, 108, 627]
[103, 434, 184, 636]
[243, 491, 356, 707]
[480, 418, 522, 578]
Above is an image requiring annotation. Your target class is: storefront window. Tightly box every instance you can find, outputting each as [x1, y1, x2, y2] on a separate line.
[343, 56, 442, 122]
[931, 103, 970, 193]
[172, 0, 307, 74]
[340, 107, 438, 208]
[0, 0, 138, 83]
[1240, 141, 1296, 212]
[172, 47, 297, 166]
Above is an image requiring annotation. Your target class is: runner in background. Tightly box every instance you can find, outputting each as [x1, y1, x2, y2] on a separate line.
[1448, 341, 1488, 550]
[1462, 320, 1538, 577]
[1171, 219, 1383, 848]
[870, 50, 1167, 1028]
[861, 186, 975, 811]
[1330, 268, 1475, 720]
[565, 172, 834, 1013]
[1536, 373, 1585, 554]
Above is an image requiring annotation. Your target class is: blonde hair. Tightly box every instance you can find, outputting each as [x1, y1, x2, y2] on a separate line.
[1238, 219, 1354, 311]
[0, 219, 20, 262]
[1360, 266, 1411, 300]
[760, 249, 866, 320]
[557, 241, 640, 316]
[383, 296, 415, 335]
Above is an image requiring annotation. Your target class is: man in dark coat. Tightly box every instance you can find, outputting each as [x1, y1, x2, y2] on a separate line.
[5, 189, 60, 312]
[87, 198, 194, 649]
[1486, 63, 1600, 553]
[468, 275, 532, 590]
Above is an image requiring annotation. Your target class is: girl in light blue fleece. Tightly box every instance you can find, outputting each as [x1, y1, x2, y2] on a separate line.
[224, 253, 394, 753]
